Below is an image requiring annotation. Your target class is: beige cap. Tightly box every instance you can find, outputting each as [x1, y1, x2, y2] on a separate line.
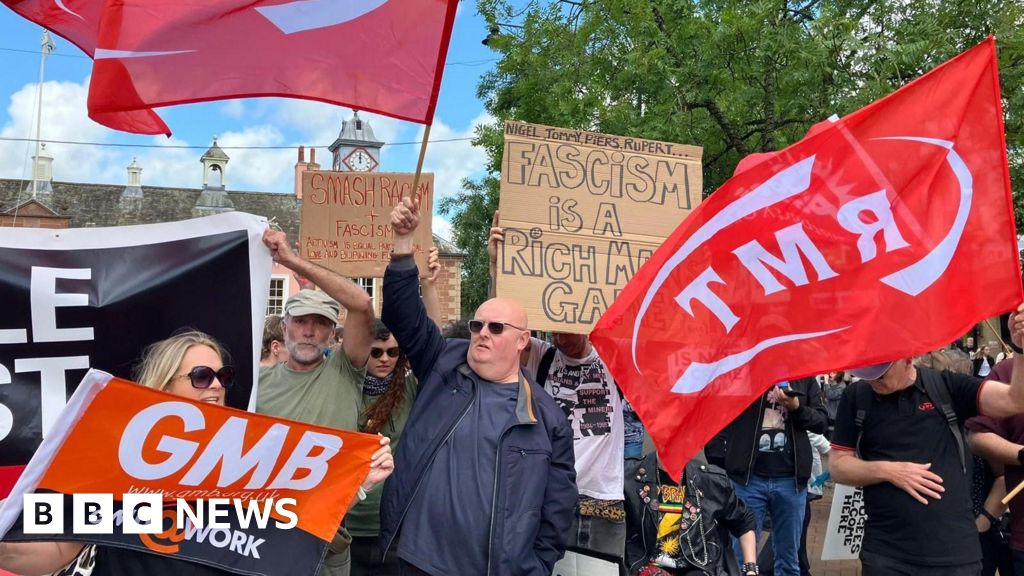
[284, 290, 340, 325]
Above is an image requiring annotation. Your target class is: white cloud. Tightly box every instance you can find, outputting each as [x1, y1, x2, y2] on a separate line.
[418, 111, 492, 202]
[216, 126, 295, 192]
[221, 100, 246, 119]
[0, 77, 119, 186]
[432, 214, 453, 241]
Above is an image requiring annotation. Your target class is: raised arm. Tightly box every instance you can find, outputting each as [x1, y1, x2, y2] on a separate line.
[487, 211, 502, 299]
[262, 228, 375, 367]
[421, 246, 444, 329]
[383, 197, 446, 382]
[978, 303, 1024, 418]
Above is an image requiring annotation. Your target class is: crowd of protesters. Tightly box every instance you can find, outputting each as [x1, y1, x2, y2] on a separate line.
[5, 196, 1024, 576]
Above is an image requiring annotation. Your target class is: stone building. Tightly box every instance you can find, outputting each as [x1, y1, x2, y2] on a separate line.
[0, 112, 465, 324]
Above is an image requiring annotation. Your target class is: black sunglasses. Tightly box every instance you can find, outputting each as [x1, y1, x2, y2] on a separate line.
[370, 347, 400, 359]
[468, 320, 527, 336]
[174, 366, 235, 389]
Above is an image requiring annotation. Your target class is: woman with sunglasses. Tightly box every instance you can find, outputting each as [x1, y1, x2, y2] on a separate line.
[348, 320, 419, 576]
[0, 330, 394, 576]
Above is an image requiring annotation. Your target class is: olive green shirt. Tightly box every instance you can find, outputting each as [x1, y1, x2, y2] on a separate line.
[256, 350, 417, 537]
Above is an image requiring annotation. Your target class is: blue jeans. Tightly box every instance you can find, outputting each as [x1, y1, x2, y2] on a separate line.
[732, 475, 806, 576]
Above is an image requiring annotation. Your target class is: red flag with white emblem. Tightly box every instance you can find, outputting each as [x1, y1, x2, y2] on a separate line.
[590, 38, 1022, 480]
[3, 0, 458, 134]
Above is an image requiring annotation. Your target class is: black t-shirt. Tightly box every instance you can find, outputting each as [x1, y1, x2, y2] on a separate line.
[831, 368, 983, 566]
[753, 386, 795, 478]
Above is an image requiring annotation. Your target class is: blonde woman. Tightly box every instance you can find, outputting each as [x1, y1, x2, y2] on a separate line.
[0, 330, 393, 576]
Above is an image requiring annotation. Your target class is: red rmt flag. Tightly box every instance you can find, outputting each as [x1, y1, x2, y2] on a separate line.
[590, 38, 1022, 481]
[2, 0, 458, 134]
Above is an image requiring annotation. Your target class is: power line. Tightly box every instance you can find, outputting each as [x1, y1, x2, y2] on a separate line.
[0, 135, 477, 149]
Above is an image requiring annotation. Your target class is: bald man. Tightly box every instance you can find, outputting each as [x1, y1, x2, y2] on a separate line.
[378, 197, 577, 576]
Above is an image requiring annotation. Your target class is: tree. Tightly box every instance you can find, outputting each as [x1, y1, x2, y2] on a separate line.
[442, 0, 1024, 315]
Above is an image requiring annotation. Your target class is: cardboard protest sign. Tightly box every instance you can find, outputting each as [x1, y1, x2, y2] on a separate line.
[0, 371, 380, 576]
[821, 484, 865, 561]
[497, 121, 703, 333]
[300, 171, 434, 277]
[0, 212, 271, 498]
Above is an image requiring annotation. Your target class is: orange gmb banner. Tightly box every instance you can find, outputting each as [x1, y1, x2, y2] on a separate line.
[26, 372, 378, 542]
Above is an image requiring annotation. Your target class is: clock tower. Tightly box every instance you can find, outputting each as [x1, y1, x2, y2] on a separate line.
[329, 110, 384, 172]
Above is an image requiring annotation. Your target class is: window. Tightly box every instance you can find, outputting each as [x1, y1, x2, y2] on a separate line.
[267, 277, 287, 315]
[357, 277, 376, 310]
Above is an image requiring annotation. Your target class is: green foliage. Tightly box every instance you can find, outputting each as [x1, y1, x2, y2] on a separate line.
[446, 0, 1024, 314]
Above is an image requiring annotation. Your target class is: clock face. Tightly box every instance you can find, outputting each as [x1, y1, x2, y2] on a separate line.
[345, 149, 377, 172]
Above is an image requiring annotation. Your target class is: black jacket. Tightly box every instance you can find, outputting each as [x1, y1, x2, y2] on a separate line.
[378, 255, 578, 576]
[624, 454, 756, 575]
[721, 377, 827, 487]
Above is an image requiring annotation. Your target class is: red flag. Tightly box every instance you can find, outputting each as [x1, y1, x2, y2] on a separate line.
[3, 0, 458, 134]
[2, 0, 170, 134]
[590, 38, 1022, 480]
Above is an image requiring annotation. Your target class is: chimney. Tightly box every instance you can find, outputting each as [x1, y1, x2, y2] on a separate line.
[295, 145, 310, 199]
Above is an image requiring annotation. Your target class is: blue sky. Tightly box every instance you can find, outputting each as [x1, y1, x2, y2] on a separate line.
[0, 3, 498, 239]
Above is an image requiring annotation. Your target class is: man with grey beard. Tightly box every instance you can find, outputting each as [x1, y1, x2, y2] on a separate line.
[255, 228, 376, 576]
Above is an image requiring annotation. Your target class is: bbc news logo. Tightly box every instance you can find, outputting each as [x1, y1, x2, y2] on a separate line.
[23, 493, 298, 534]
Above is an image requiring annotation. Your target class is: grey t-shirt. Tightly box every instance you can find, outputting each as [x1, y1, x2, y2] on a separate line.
[398, 374, 519, 574]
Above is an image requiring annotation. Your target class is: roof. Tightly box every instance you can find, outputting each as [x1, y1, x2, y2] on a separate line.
[201, 139, 230, 162]
[0, 178, 463, 257]
[0, 179, 299, 238]
[330, 111, 384, 150]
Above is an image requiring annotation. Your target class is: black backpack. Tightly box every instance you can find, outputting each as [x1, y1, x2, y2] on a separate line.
[535, 346, 557, 387]
[853, 370, 967, 473]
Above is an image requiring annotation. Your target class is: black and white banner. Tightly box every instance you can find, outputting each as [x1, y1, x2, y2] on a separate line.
[0, 212, 271, 497]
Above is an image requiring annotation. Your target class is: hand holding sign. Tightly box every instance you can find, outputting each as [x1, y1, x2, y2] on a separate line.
[427, 247, 441, 284]
[390, 195, 420, 255]
[362, 436, 395, 491]
[263, 228, 299, 266]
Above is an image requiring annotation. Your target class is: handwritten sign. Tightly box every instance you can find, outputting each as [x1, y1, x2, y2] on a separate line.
[300, 171, 433, 277]
[497, 121, 703, 333]
[821, 483, 866, 560]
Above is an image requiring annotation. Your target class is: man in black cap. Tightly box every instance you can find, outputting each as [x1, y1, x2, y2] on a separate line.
[830, 305, 1024, 576]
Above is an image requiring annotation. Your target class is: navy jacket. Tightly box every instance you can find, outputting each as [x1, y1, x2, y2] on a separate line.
[378, 255, 577, 576]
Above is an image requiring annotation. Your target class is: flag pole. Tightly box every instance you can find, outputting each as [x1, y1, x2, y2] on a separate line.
[409, 123, 432, 201]
[1004, 478, 1024, 505]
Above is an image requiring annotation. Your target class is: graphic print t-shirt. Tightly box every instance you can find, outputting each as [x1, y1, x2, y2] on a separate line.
[649, 470, 722, 573]
[527, 337, 624, 499]
[753, 386, 795, 477]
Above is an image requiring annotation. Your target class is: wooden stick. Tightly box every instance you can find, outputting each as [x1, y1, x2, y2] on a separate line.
[1002, 477, 1024, 505]
[983, 318, 1009, 350]
[409, 123, 433, 200]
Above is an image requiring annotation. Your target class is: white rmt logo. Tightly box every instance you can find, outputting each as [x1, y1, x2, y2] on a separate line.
[631, 134, 973, 394]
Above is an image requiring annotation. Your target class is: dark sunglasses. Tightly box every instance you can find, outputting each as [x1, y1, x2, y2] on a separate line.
[370, 347, 400, 359]
[174, 365, 235, 389]
[468, 320, 527, 336]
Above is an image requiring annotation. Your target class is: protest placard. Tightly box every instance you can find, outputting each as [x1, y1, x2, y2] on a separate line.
[497, 121, 703, 333]
[300, 171, 434, 277]
[821, 483, 866, 561]
[0, 212, 271, 499]
[0, 371, 380, 576]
